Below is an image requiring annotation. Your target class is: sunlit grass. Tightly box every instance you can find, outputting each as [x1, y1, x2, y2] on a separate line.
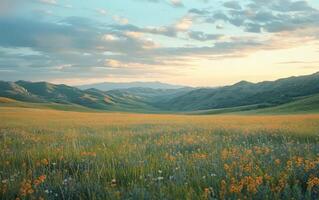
[0, 107, 319, 199]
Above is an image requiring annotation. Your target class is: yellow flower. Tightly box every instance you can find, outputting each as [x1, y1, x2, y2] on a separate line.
[286, 160, 293, 170]
[34, 175, 46, 186]
[41, 159, 49, 166]
[220, 180, 227, 199]
[20, 180, 33, 196]
[307, 177, 319, 190]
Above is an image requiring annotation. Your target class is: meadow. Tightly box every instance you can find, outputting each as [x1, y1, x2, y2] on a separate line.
[0, 107, 319, 200]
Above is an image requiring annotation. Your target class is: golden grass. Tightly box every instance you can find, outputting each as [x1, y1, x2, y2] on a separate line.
[0, 107, 318, 199]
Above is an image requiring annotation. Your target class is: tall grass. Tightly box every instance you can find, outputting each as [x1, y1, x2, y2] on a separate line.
[0, 107, 319, 199]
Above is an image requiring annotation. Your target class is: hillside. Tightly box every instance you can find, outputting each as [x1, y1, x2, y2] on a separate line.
[1, 72, 319, 113]
[0, 81, 193, 112]
[249, 94, 319, 114]
[157, 72, 319, 111]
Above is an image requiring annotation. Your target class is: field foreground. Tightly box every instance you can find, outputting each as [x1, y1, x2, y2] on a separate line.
[0, 107, 319, 199]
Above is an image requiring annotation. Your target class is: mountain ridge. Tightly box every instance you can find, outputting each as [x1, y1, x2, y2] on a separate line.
[1, 72, 319, 113]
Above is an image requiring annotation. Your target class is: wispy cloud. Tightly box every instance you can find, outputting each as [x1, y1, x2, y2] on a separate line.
[38, 0, 57, 5]
[169, 0, 184, 8]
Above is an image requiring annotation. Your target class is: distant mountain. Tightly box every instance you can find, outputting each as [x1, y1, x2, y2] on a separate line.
[0, 80, 193, 112]
[1, 72, 319, 113]
[77, 81, 187, 91]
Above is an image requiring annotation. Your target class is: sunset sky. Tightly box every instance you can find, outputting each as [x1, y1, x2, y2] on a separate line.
[1, 0, 319, 87]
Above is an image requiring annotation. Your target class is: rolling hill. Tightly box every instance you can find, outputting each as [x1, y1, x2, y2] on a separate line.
[1, 72, 319, 113]
[249, 93, 319, 114]
[157, 72, 319, 111]
[0, 80, 193, 112]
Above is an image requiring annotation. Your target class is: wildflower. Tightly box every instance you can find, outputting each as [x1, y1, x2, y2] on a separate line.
[220, 180, 227, 199]
[224, 163, 232, 174]
[1, 179, 8, 184]
[192, 153, 208, 159]
[111, 179, 117, 187]
[41, 159, 49, 166]
[276, 173, 288, 192]
[19, 180, 33, 196]
[264, 174, 271, 181]
[38, 175, 46, 182]
[245, 149, 252, 155]
[221, 149, 228, 160]
[286, 160, 293, 170]
[295, 157, 304, 167]
[307, 177, 319, 190]
[230, 178, 243, 194]
[203, 187, 214, 199]
[166, 155, 176, 161]
[304, 160, 316, 172]
[275, 159, 281, 165]
[34, 175, 46, 186]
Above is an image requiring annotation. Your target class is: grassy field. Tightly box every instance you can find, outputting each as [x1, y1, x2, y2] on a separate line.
[0, 107, 319, 199]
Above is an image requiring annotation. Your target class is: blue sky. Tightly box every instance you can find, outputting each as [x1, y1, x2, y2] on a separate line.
[0, 0, 319, 86]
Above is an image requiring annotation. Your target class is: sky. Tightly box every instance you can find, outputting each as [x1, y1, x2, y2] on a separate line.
[0, 0, 319, 87]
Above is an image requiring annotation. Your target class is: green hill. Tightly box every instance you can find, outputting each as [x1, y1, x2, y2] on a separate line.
[0, 81, 193, 112]
[0, 97, 97, 112]
[157, 72, 319, 111]
[1, 72, 319, 113]
[249, 94, 319, 114]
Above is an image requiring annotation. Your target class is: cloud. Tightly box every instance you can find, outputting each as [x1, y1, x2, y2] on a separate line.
[170, 0, 184, 7]
[188, 31, 223, 41]
[1, 14, 315, 75]
[96, 8, 107, 16]
[0, 16, 164, 76]
[105, 59, 123, 68]
[223, 1, 241, 10]
[175, 16, 193, 31]
[38, 0, 57, 5]
[53, 64, 73, 71]
[102, 34, 120, 41]
[112, 15, 129, 25]
[137, 0, 185, 7]
[1, 0, 319, 82]
[188, 8, 210, 15]
[110, 15, 196, 38]
[194, 0, 319, 34]
[216, 24, 224, 29]
[277, 61, 319, 65]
